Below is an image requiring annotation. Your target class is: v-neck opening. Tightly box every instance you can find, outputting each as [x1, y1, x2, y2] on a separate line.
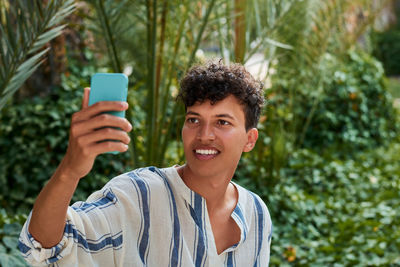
[163, 166, 247, 256]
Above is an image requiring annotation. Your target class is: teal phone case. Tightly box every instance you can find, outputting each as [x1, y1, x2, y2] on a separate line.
[89, 73, 129, 154]
[89, 73, 128, 117]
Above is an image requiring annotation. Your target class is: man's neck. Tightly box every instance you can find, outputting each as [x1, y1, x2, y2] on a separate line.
[177, 165, 237, 214]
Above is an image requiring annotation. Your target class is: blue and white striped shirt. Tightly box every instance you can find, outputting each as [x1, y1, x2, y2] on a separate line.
[19, 166, 272, 266]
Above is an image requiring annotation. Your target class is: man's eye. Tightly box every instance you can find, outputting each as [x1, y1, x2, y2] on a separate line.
[218, 120, 230, 126]
[187, 118, 198, 124]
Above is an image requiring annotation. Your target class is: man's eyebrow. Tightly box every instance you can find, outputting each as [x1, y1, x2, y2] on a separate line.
[186, 111, 236, 120]
[186, 111, 200, 116]
[216, 114, 235, 120]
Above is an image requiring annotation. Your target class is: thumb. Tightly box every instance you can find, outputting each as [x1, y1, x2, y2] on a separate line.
[82, 87, 90, 109]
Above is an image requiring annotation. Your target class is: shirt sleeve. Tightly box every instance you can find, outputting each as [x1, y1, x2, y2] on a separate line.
[18, 180, 132, 267]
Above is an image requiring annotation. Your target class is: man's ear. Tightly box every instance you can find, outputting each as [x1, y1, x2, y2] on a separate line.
[243, 128, 258, 152]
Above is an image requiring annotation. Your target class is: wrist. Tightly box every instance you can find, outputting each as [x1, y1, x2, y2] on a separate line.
[54, 158, 82, 186]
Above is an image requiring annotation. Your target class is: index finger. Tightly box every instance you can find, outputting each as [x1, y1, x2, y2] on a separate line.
[82, 87, 90, 109]
[80, 101, 129, 120]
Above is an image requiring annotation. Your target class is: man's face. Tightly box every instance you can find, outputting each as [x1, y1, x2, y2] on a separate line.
[182, 95, 258, 179]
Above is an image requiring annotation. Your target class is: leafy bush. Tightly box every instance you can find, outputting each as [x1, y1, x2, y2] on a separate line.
[0, 86, 77, 213]
[268, 49, 398, 154]
[235, 142, 400, 266]
[303, 50, 397, 150]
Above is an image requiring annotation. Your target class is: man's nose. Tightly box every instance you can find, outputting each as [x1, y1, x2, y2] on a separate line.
[197, 123, 215, 141]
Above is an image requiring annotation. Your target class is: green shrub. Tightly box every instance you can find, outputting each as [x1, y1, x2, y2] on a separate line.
[268, 49, 398, 154]
[235, 142, 400, 266]
[303, 50, 397, 150]
[0, 87, 77, 213]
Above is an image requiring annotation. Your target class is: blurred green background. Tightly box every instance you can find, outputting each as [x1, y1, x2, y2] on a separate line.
[1, 0, 400, 266]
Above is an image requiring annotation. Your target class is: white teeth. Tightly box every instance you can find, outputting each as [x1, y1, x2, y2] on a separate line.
[196, 149, 218, 155]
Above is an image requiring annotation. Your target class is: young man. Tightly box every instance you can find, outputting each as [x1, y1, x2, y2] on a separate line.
[19, 61, 272, 266]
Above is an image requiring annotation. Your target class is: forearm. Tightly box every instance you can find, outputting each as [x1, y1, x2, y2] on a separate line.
[27, 91, 131, 249]
[28, 158, 80, 248]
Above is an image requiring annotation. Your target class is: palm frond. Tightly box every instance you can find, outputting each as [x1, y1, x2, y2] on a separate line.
[0, 0, 76, 111]
[84, 0, 133, 72]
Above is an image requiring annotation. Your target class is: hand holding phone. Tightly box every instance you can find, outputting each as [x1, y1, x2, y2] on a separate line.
[61, 88, 131, 182]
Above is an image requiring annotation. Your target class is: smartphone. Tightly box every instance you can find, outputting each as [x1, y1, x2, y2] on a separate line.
[89, 73, 128, 117]
[89, 73, 129, 154]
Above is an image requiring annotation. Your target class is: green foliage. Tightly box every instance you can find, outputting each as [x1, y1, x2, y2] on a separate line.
[301, 50, 398, 150]
[0, 0, 76, 110]
[235, 143, 400, 266]
[372, 29, 400, 76]
[254, 48, 399, 189]
[258, 0, 393, 181]
[269, 49, 398, 153]
[0, 210, 28, 267]
[0, 87, 76, 213]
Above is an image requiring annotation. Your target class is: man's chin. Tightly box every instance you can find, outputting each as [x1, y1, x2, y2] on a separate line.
[186, 161, 215, 174]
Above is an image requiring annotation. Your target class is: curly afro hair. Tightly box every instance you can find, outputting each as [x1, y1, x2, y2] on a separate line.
[178, 60, 265, 131]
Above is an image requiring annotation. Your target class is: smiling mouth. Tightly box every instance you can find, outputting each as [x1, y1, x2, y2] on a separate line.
[195, 149, 219, 155]
[193, 149, 220, 160]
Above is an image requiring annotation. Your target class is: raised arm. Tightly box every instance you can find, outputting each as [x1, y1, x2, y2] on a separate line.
[28, 87, 132, 248]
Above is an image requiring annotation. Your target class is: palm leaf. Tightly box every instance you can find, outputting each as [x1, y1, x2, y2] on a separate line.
[84, 0, 133, 73]
[0, 0, 76, 111]
[0, 57, 46, 109]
